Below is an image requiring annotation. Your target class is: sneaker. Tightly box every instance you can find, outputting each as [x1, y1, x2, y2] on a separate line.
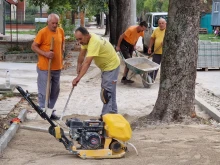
[50, 111, 60, 120]
[121, 78, 134, 84]
[50, 114, 60, 120]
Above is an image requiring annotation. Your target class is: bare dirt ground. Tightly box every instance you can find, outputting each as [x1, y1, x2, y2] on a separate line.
[1, 43, 220, 165]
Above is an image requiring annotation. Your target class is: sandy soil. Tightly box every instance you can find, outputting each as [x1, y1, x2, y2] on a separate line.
[2, 123, 220, 165]
[1, 43, 220, 165]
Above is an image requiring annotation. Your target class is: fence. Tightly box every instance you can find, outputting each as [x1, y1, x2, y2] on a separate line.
[5, 11, 48, 26]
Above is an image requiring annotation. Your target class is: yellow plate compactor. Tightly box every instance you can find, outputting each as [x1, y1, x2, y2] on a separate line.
[16, 86, 135, 159]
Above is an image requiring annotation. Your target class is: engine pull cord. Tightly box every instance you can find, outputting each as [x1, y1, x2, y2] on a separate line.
[127, 142, 139, 156]
[113, 138, 139, 156]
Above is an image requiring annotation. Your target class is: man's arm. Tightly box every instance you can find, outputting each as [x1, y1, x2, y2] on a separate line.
[31, 42, 54, 59]
[147, 37, 155, 55]
[62, 41, 65, 53]
[77, 49, 87, 74]
[116, 33, 125, 51]
[72, 56, 93, 87]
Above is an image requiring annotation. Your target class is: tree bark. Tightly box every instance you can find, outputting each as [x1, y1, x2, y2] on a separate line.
[109, 0, 117, 44]
[80, 11, 84, 27]
[105, 13, 110, 36]
[109, 0, 131, 45]
[148, 0, 200, 122]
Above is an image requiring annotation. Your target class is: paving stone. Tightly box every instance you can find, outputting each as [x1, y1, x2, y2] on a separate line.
[0, 97, 21, 116]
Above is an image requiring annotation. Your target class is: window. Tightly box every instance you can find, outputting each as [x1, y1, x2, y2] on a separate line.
[214, 2, 219, 12]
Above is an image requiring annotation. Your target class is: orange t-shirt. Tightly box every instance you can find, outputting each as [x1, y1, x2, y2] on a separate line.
[123, 25, 144, 45]
[34, 26, 65, 70]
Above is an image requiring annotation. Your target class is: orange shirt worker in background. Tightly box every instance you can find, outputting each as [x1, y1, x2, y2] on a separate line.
[116, 21, 147, 84]
[31, 13, 65, 120]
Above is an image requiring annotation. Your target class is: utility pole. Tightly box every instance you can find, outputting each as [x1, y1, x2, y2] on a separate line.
[0, 0, 4, 34]
[130, 0, 136, 25]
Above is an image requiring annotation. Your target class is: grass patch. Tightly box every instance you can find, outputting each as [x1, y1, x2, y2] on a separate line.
[6, 30, 36, 35]
[3, 92, 14, 97]
[199, 34, 220, 42]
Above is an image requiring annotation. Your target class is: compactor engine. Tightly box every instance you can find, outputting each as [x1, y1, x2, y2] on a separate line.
[66, 118, 104, 150]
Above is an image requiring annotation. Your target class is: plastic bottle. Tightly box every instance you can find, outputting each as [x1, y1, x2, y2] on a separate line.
[5, 70, 11, 89]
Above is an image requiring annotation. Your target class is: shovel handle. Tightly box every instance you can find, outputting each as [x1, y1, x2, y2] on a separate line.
[60, 87, 74, 121]
[45, 37, 54, 111]
[148, 44, 163, 59]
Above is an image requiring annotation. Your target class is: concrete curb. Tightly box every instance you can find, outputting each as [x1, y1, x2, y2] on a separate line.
[195, 95, 220, 122]
[0, 109, 27, 154]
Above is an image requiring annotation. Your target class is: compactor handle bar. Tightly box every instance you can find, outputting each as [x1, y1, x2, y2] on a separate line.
[16, 86, 73, 151]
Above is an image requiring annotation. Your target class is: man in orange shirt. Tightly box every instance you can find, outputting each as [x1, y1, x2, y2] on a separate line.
[31, 13, 65, 120]
[116, 21, 147, 84]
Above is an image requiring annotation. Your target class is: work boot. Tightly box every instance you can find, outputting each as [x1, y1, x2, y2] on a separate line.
[98, 115, 103, 121]
[121, 77, 134, 84]
[50, 110, 60, 120]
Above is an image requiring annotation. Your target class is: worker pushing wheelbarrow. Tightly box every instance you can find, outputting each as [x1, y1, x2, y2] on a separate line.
[118, 51, 160, 88]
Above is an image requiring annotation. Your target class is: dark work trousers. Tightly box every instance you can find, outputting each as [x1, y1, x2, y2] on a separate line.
[120, 39, 134, 59]
[150, 54, 162, 80]
[37, 67, 61, 109]
[101, 66, 120, 116]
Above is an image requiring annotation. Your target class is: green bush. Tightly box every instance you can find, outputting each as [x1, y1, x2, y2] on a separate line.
[35, 23, 47, 34]
[60, 19, 75, 41]
[5, 46, 34, 54]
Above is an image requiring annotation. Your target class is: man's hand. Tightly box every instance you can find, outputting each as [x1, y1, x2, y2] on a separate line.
[44, 51, 54, 59]
[72, 77, 80, 87]
[133, 45, 137, 50]
[148, 48, 152, 55]
[115, 46, 120, 51]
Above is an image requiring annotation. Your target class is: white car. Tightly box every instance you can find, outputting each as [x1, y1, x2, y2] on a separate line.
[143, 12, 168, 53]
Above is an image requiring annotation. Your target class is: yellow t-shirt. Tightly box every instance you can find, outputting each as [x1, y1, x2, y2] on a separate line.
[81, 33, 120, 72]
[124, 25, 144, 45]
[34, 26, 65, 70]
[151, 27, 165, 55]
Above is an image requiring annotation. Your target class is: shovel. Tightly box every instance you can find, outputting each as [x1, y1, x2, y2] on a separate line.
[45, 37, 54, 114]
[60, 87, 74, 121]
[148, 44, 163, 59]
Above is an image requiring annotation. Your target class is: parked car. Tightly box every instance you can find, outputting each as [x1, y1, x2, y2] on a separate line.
[143, 12, 168, 53]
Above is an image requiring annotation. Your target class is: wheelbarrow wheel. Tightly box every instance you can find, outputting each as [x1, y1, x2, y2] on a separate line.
[142, 73, 153, 88]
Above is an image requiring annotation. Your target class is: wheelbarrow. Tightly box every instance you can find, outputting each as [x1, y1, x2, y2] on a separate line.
[118, 51, 160, 88]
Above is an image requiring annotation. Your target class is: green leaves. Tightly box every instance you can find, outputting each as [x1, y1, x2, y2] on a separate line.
[144, 0, 169, 12]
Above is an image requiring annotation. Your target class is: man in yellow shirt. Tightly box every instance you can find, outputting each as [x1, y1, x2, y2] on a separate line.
[31, 13, 65, 120]
[116, 21, 147, 84]
[72, 27, 120, 119]
[148, 18, 166, 81]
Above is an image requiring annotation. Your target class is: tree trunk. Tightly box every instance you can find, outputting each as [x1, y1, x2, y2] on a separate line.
[40, 4, 42, 17]
[148, 0, 200, 123]
[109, 0, 131, 45]
[71, 10, 75, 25]
[105, 13, 110, 36]
[80, 11, 84, 27]
[109, 0, 117, 44]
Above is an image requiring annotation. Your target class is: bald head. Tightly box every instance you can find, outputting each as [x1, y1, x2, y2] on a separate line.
[158, 18, 166, 30]
[48, 13, 59, 22]
[47, 13, 59, 32]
